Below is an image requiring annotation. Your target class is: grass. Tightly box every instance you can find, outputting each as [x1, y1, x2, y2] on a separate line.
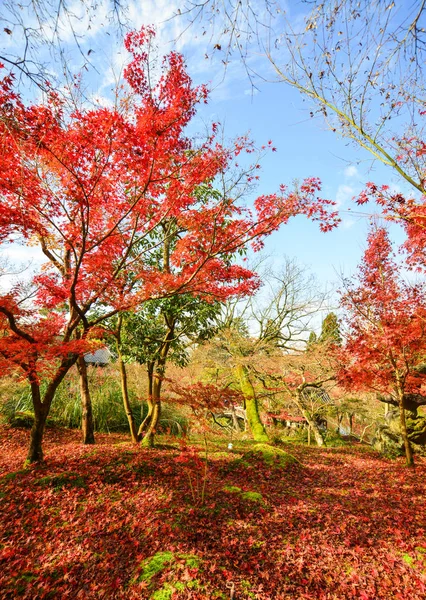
[0, 368, 187, 436]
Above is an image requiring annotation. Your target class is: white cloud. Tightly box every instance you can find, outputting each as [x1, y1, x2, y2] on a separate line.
[336, 184, 355, 207]
[0, 244, 45, 293]
[341, 218, 355, 229]
[344, 165, 358, 178]
[41, 1, 110, 45]
[2, 243, 44, 263]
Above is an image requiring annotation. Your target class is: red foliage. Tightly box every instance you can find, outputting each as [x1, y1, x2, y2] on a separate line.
[0, 28, 339, 461]
[356, 182, 426, 273]
[0, 27, 338, 384]
[265, 411, 307, 424]
[339, 226, 426, 398]
[164, 380, 244, 412]
[0, 425, 425, 599]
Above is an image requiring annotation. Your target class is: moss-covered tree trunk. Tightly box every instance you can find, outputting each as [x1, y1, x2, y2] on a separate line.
[77, 355, 95, 445]
[235, 364, 268, 442]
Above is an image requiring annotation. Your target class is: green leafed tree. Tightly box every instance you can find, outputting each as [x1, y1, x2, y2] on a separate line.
[112, 295, 221, 447]
[319, 312, 342, 346]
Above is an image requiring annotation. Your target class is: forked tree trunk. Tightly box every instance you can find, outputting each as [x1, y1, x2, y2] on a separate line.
[140, 325, 174, 448]
[141, 375, 162, 448]
[77, 355, 95, 445]
[27, 357, 77, 464]
[138, 362, 154, 439]
[235, 364, 269, 443]
[138, 400, 154, 437]
[116, 316, 139, 443]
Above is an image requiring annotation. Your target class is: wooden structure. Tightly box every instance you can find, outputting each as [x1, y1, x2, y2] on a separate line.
[265, 411, 327, 431]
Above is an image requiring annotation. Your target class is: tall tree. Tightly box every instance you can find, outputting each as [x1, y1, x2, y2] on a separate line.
[339, 226, 426, 467]
[0, 28, 338, 463]
[319, 312, 342, 345]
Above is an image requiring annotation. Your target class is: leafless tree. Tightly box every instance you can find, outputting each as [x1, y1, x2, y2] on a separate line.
[0, 0, 128, 89]
[177, 0, 426, 193]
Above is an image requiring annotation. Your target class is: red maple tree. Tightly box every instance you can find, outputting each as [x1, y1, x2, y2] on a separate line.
[357, 181, 426, 273]
[339, 226, 426, 466]
[0, 28, 338, 463]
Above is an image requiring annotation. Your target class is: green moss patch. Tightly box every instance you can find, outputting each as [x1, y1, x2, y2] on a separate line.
[222, 485, 242, 494]
[0, 469, 27, 483]
[134, 551, 202, 587]
[137, 551, 175, 583]
[221, 485, 265, 504]
[240, 491, 264, 504]
[36, 472, 87, 491]
[245, 443, 298, 468]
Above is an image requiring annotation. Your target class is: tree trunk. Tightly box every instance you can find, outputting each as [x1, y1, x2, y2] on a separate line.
[348, 414, 354, 436]
[141, 375, 162, 448]
[118, 356, 139, 443]
[335, 412, 343, 434]
[27, 357, 77, 463]
[230, 403, 241, 431]
[115, 318, 139, 443]
[77, 355, 95, 445]
[235, 364, 268, 443]
[398, 396, 414, 467]
[138, 363, 154, 439]
[140, 322, 174, 448]
[27, 381, 49, 464]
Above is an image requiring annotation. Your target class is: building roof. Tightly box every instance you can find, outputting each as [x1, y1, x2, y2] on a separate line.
[266, 412, 307, 423]
[84, 347, 111, 366]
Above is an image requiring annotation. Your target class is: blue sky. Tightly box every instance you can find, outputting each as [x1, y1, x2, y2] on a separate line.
[0, 0, 415, 310]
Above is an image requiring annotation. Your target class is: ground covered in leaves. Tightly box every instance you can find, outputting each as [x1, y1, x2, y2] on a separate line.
[1, 426, 425, 599]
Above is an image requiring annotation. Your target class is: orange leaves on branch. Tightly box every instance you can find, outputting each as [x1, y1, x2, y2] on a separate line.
[164, 379, 244, 412]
